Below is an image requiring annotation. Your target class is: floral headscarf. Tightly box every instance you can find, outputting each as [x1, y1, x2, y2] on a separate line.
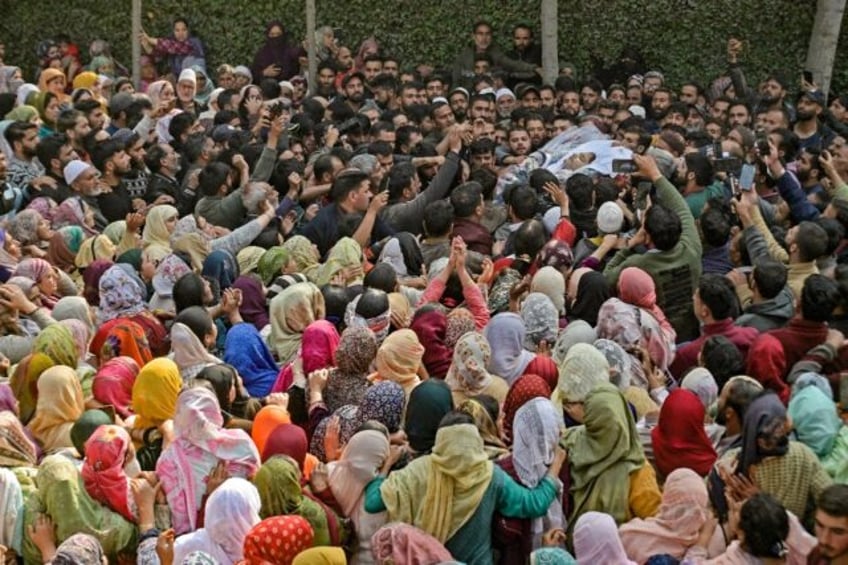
[98, 265, 147, 323]
[521, 293, 559, 351]
[359, 381, 405, 433]
[445, 332, 495, 396]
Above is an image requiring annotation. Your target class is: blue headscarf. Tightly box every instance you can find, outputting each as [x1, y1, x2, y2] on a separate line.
[201, 250, 239, 290]
[223, 322, 279, 397]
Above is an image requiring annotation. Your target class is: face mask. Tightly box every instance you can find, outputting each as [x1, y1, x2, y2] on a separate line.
[123, 456, 142, 478]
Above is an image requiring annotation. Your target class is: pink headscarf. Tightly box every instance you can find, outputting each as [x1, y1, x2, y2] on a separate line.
[574, 512, 637, 565]
[92, 357, 139, 418]
[156, 387, 260, 534]
[370, 523, 453, 565]
[618, 468, 709, 562]
[617, 267, 673, 333]
[272, 320, 339, 393]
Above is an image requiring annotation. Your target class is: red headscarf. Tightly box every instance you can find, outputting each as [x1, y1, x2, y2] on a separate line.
[410, 310, 452, 379]
[746, 335, 790, 404]
[261, 423, 308, 468]
[81, 425, 135, 522]
[92, 356, 139, 418]
[274, 320, 339, 393]
[502, 374, 552, 444]
[618, 267, 673, 333]
[651, 389, 717, 478]
[90, 319, 154, 367]
[243, 516, 314, 565]
[523, 356, 558, 390]
[301, 320, 340, 374]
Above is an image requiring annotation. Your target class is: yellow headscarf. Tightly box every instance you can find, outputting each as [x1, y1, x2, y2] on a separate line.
[268, 282, 325, 364]
[72, 71, 98, 90]
[27, 366, 85, 453]
[374, 329, 424, 396]
[131, 358, 182, 430]
[281, 236, 320, 281]
[292, 547, 347, 565]
[142, 205, 178, 263]
[237, 246, 265, 275]
[380, 423, 493, 543]
[74, 235, 117, 270]
[314, 237, 363, 286]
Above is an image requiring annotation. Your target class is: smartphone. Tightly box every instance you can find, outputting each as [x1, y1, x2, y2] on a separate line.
[612, 159, 638, 174]
[739, 163, 756, 190]
[803, 70, 814, 84]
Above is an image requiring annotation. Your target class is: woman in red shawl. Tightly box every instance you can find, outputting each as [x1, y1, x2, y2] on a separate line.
[650, 389, 717, 480]
[409, 307, 452, 380]
[81, 424, 138, 522]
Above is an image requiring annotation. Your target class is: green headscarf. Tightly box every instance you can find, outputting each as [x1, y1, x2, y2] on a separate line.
[788, 386, 841, 457]
[281, 236, 320, 281]
[22, 455, 136, 564]
[257, 246, 290, 286]
[4, 105, 38, 123]
[253, 456, 331, 545]
[60, 226, 86, 255]
[314, 237, 363, 287]
[116, 248, 143, 272]
[561, 383, 645, 529]
[103, 221, 127, 246]
[33, 323, 79, 368]
[70, 409, 113, 456]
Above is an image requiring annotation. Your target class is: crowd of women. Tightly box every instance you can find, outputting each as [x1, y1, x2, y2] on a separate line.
[0, 14, 845, 565]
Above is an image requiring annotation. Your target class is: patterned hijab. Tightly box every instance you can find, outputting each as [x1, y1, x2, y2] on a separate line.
[243, 516, 314, 565]
[98, 265, 148, 323]
[445, 332, 495, 396]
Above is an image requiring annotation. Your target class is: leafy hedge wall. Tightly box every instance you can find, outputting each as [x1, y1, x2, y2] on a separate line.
[2, 0, 846, 92]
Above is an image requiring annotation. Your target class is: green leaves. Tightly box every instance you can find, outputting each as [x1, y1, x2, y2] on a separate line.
[0, 0, 842, 92]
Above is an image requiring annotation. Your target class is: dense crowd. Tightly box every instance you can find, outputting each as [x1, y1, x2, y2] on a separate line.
[0, 14, 844, 565]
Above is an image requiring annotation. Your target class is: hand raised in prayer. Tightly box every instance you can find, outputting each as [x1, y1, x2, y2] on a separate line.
[324, 415, 342, 462]
[265, 392, 289, 409]
[310, 463, 329, 493]
[308, 368, 330, 394]
[724, 467, 759, 503]
[477, 257, 494, 286]
[541, 528, 567, 547]
[205, 461, 229, 496]
[696, 514, 718, 548]
[156, 529, 175, 565]
[27, 514, 56, 559]
[537, 340, 551, 357]
[131, 476, 161, 514]
[304, 203, 320, 222]
[125, 211, 146, 233]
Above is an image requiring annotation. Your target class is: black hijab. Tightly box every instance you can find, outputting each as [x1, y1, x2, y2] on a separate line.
[567, 270, 610, 327]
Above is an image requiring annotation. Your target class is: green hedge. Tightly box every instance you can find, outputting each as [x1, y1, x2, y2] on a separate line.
[2, 0, 846, 93]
